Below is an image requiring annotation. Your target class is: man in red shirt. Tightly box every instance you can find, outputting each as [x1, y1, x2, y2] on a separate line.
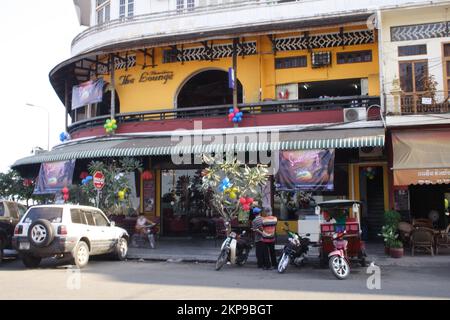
[262, 209, 278, 270]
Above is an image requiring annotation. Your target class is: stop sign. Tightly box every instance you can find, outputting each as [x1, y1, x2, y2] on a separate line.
[93, 171, 105, 190]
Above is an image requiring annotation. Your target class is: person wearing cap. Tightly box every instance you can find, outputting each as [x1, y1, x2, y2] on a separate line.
[251, 206, 264, 268]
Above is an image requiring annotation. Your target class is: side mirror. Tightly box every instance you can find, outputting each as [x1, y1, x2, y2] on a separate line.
[110, 221, 116, 227]
[305, 233, 311, 237]
[315, 206, 320, 215]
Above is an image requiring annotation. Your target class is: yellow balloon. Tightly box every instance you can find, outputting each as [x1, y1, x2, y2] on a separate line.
[229, 192, 237, 199]
[118, 191, 125, 200]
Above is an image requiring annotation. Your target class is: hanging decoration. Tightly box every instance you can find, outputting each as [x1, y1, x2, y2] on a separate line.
[81, 175, 93, 185]
[104, 118, 118, 134]
[142, 170, 153, 181]
[62, 187, 70, 202]
[219, 177, 232, 192]
[79, 171, 89, 180]
[239, 196, 254, 212]
[59, 132, 70, 142]
[118, 189, 126, 201]
[23, 178, 34, 187]
[364, 167, 376, 180]
[227, 107, 243, 125]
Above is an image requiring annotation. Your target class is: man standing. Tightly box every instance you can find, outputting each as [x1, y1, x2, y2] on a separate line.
[262, 208, 278, 269]
[251, 207, 264, 268]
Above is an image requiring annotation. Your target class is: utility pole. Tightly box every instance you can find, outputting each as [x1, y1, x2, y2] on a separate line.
[110, 54, 116, 119]
[232, 38, 238, 111]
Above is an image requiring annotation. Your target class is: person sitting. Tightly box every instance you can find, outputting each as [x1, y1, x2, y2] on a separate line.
[135, 214, 156, 235]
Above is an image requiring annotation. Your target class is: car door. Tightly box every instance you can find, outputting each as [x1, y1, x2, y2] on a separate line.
[81, 210, 102, 255]
[91, 210, 115, 254]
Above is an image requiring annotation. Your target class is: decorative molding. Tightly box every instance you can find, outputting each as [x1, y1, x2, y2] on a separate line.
[166, 41, 257, 63]
[274, 30, 374, 51]
[95, 54, 137, 75]
[391, 22, 449, 42]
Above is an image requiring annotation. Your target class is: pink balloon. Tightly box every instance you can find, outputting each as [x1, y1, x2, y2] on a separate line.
[246, 197, 254, 204]
[239, 197, 247, 205]
[234, 108, 239, 113]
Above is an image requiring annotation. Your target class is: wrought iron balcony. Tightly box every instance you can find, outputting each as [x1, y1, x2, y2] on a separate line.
[68, 95, 380, 135]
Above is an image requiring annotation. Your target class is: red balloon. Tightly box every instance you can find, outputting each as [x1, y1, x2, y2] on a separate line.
[239, 197, 247, 205]
[63, 194, 69, 201]
[234, 108, 239, 114]
[62, 187, 69, 194]
[242, 204, 250, 211]
[79, 171, 89, 180]
[246, 197, 254, 204]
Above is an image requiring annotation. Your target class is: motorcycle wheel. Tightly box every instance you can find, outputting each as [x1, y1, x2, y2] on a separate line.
[148, 234, 156, 249]
[277, 253, 290, 273]
[215, 249, 228, 271]
[329, 255, 350, 280]
[236, 248, 249, 266]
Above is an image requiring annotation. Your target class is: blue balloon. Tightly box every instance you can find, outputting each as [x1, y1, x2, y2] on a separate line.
[223, 177, 229, 184]
[86, 176, 93, 181]
[229, 108, 234, 114]
[232, 117, 238, 123]
[82, 179, 86, 185]
[237, 112, 243, 117]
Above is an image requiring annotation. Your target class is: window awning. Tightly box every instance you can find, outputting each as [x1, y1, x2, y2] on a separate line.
[392, 129, 450, 186]
[12, 128, 385, 168]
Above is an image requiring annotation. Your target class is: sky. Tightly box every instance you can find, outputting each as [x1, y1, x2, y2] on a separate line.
[0, 1, 85, 172]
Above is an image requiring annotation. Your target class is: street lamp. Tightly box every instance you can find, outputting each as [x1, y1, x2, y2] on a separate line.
[25, 103, 50, 151]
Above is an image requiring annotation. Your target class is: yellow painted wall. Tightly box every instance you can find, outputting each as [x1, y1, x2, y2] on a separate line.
[99, 27, 379, 113]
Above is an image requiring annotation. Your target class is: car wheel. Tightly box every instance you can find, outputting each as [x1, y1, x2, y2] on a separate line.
[28, 219, 54, 248]
[72, 241, 90, 269]
[21, 254, 41, 268]
[115, 237, 128, 261]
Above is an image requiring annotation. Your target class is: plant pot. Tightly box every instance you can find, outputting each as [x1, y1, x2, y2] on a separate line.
[384, 246, 390, 255]
[390, 247, 404, 258]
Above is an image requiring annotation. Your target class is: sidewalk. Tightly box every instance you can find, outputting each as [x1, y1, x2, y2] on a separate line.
[127, 238, 450, 267]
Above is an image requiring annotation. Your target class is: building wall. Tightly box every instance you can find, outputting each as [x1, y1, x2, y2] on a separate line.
[381, 5, 450, 113]
[95, 28, 379, 114]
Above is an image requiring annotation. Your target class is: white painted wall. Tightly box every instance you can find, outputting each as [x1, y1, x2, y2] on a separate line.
[380, 4, 450, 113]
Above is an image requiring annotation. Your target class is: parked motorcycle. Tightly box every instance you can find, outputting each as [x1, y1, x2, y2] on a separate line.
[278, 222, 310, 273]
[132, 222, 159, 249]
[328, 231, 350, 280]
[215, 223, 252, 271]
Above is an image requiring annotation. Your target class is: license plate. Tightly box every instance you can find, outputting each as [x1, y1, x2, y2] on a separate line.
[19, 242, 30, 250]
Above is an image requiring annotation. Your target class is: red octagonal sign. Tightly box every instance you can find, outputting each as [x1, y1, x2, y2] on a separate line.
[93, 171, 105, 190]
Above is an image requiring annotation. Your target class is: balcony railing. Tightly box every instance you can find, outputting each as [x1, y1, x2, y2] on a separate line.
[386, 91, 449, 115]
[68, 95, 380, 134]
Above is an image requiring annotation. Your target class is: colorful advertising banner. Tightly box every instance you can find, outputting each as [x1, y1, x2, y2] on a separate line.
[71, 79, 104, 110]
[34, 160, 76, 194]
[275, 149, 335, 191]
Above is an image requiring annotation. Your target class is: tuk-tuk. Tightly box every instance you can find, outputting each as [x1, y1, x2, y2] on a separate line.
[315, 200, 367, 267]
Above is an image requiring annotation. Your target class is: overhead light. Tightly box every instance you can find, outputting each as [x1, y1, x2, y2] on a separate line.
[354, 84, 359, 89]
[303, 84, 309, 90]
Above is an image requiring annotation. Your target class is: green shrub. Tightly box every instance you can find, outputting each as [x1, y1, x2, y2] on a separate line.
[384, 210, 401, 228]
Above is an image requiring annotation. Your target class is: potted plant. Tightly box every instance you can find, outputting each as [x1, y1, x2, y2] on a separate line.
[380, 225, 396, 255]
[389, 239, 404, 258]
[380, 210, 401, 255]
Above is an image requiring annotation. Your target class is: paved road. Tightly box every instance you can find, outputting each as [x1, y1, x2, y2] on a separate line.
[0, 257, 449, 300]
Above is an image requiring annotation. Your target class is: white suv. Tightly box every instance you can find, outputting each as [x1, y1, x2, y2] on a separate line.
[12, 204, 129, 268]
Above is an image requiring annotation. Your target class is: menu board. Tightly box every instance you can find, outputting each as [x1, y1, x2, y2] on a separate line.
[143, 179, 156, 214]
[394, 189, 410, 211]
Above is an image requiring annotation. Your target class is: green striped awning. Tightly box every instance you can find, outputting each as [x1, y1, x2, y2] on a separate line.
[12, 128, 385, 167]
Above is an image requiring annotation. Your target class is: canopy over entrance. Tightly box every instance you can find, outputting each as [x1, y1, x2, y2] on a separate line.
[392, 129, 450, 186]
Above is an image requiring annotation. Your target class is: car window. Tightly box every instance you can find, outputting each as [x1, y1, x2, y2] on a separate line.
[83, 211, 96, 226]
[6, 202, 19, 219]
[17, 205, 27, 218]
[92, 211, 109, 227]
[23, 207, 63, 223]
[71, 209, 85, 225]
[0, 203, 4, 217]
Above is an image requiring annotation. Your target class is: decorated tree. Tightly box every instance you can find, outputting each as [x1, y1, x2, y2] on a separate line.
[77, 157, 143, 215]
[201, 155, 269, 232]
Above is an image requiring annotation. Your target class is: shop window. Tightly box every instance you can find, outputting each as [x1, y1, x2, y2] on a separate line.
[298, 78, 364, 99]
[119, 0, 134, 18]
[177, 0, 195, 13]
[398, 44, 427, 56]
[96, 0, 110, 25]
[443, 44, 450, 96]
[337, 50, 372, 64]
[275, 56, 307, 69]
[399, 60, 428, 93]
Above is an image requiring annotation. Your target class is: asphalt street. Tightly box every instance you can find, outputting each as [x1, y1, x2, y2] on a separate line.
[0, 256, 449, 300]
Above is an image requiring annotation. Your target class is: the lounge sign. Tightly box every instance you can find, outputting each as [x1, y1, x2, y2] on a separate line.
[119, 71, 174, 85]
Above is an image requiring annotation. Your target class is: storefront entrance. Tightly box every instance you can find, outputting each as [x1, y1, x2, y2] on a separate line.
[176, 70, 243, 108]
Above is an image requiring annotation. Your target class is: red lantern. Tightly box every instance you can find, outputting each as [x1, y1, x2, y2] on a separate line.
[79, 171, 89, 180]
[62, 187, 69, 194]
[142, 170, 153, 181]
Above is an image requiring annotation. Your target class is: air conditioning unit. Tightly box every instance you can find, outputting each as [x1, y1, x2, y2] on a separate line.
[359, 146, 383, 158]
[343, 107, 367, 122]
[311, 51, 331, 68]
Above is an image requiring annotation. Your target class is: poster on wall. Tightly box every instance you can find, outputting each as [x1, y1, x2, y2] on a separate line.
[275, 149, 335, 191]
[143, 179, 156, 214]
[71, 79, 104, 110]
[34, 160, 76, 194]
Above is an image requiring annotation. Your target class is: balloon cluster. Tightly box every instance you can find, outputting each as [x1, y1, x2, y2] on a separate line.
[228, 107, 243, 124]
[252, 207, 262, 215]
[81, 175, 93, 185]
[239, 197, 254, 212]
[62, 187, 69, 202]
[59, 132, 70, 143]
[23, 178, 33, 187]
[104, 118, 118, 134]
[364, 167, 376, 180]
[118, 189, 126, 201]
[219, 177, 238, 199]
